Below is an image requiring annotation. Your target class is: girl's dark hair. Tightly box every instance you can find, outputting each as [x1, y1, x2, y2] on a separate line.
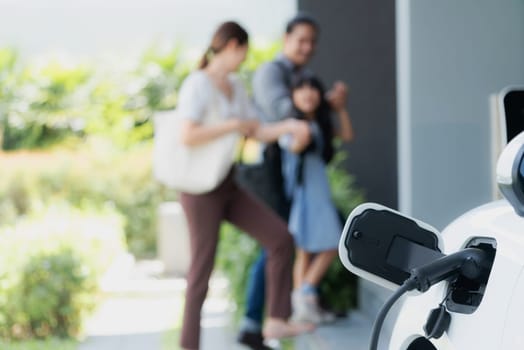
[292, 76, 334, 164]
[199, 21, 249, 69]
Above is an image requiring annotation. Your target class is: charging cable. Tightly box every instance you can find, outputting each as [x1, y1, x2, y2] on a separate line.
[368, 248, 488, 350]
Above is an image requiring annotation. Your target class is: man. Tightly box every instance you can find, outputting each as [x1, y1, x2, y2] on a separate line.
[237, 13, 350, 350]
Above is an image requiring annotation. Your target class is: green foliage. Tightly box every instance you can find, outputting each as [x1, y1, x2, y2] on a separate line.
[216, 223, 260, 318]
[0, 144, 175, 258]
[3, 58, 91, 150]
[318, 259, 358, 314]
[138, 44, 191, 111]
[13, 250, 94, 338]
[0, 206, 125, 340]
[0, 48, 18, 149]
[327, 145, 366, 217]
[0, 41, 279, 151]
[0, 337, 77, 350]
[0, 48, 17, 73]
[22, 60, 91, 109]
[320, 147, 366, 313]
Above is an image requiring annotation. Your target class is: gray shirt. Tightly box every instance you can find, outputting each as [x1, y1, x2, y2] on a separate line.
[252, 53, 312, 123]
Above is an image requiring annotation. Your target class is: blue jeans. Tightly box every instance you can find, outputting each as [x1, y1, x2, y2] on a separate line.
[245, 250, 267, 323]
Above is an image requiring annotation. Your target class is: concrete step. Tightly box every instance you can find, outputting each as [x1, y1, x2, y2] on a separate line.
[81, 258, 376, 350]
[291, 311, 373, 350]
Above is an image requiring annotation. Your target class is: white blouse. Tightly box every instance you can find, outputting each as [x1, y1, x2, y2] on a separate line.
[176, 70, 259, 123]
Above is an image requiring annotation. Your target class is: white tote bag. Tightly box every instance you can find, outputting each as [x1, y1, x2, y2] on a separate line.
[153, 100, 239, 194]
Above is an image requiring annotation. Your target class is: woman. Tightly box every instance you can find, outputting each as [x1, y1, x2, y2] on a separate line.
[176, 21, 312, 350]
[280, 76, 353, 323]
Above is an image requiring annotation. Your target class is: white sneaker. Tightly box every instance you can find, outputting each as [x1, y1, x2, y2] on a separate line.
[319, 309, 336, 324]
[291, 290, 334, 324]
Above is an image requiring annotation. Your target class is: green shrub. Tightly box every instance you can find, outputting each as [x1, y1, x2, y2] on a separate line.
[0, 337, 77, 350]
[320, 148, 365, 314]
[0, 206, 126, 340]
[0, 144, 174, 258]
[216, 223, 260, 317]
[2, 57, 92, 150]
[0, 42, 273, 151]
[0, 48, 18, 149]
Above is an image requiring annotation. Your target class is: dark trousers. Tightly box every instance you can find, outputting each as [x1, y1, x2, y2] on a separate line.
[244, 187, 289, 326]
[179, 171, 294, 350]
[245, 250, 267, 323]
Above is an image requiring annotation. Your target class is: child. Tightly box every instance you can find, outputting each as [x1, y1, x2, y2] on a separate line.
[279, 76, 354, 323]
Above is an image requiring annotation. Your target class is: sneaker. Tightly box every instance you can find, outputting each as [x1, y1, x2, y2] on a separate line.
[319, 309, 336, 324]
[262, 319, 314, 340]
[237, 330, 273, 350]
[291, 290, 336, 324]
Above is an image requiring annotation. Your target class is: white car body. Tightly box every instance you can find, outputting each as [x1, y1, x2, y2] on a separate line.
[389, 200, 524, 349]
[339, 87, 524, 349]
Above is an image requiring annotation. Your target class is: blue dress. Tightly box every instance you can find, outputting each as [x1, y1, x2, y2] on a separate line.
[281, 123, 342, 253]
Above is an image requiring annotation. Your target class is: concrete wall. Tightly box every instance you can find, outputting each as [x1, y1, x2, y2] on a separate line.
[397, 0, 524, 229]
[298, 0, 398, 209]
[299, 2, 524, 344]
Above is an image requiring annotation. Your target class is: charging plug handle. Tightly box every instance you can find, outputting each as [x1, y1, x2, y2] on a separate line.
[410, 248, 488, 292]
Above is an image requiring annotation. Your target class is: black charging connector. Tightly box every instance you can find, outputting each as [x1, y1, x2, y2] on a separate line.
[369, 247, 490, 350]
[409, 248, 488, 293]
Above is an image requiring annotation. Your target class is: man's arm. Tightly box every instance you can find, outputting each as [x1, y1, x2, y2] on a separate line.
[252, 62, 294, 123]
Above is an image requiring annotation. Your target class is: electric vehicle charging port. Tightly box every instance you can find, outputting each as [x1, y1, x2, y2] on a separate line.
[445, 237, 496, 314]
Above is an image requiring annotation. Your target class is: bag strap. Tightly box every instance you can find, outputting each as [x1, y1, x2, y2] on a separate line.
[272, 60, 292, 88]
[204, 82, 222, 123]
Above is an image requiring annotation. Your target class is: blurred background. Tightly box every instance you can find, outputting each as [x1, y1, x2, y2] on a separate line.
[0, 0, 294, 54]
[0, 0, 523, 349]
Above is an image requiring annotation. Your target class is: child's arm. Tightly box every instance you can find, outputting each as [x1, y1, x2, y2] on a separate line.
[334, 107, 354, 142]
[327, 81, 354, 142]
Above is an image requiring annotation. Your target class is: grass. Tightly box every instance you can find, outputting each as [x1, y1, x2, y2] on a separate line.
[162, 329, 181, 350]
[0, 338, 77, 350]
[162, 297, 183, 350]
[280, 339, 296, 349]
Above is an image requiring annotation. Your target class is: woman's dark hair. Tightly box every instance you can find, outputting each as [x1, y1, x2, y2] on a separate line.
[286, 13, 319, 34]
[199, 21, 249, 69]
[292, 76, 334, 164]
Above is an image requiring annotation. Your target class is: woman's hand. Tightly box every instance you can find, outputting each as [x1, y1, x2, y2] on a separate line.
[247, 118, 311, 149]
[231, 119, 260, 137]
[286, 119, 312, 153]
